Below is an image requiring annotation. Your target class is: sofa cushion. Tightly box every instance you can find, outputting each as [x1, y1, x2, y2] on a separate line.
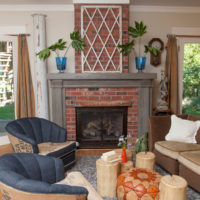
[178, 151, 200, 175]
[165, 115, 200, 143]
[38, 141, 76, 157]
[155, 141, 200, 160]
[57, 172, 103, 200]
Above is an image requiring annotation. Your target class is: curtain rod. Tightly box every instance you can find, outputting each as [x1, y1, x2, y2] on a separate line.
[5, 34, 31, 36]
[175, 35, 200, 38]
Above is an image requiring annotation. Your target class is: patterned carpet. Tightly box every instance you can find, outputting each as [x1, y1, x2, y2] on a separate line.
[69, 155, 200, 200]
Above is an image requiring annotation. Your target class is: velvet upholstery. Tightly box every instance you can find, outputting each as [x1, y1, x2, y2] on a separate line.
[0, 153, 88, 197]
[5, 117, 76, 170]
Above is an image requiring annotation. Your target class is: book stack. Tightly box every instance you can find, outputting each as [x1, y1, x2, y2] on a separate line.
[101, 150, 121, 163]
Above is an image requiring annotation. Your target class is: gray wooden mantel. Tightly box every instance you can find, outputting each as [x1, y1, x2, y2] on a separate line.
[47, 73, 157, 138]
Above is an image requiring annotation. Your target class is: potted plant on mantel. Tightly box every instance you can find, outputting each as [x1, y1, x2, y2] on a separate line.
[37, 31, 86, 73]
[118, 21, 161, 72]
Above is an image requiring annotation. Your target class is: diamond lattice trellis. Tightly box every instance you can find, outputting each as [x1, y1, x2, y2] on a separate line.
[81, 6, 122, 73]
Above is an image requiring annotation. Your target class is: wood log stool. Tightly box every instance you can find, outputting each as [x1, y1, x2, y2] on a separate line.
[96, 159, 120, 198]
[159, 175, 187, 200]
[121, 161, 134, 172]
[117, 168, 162, 200]
[136, 152, 155, 170]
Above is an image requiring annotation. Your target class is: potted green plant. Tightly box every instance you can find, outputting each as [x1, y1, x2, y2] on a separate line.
[134, 132, 148, 154]
[118, 21, 161, 72]
[37, 31, 86, 72]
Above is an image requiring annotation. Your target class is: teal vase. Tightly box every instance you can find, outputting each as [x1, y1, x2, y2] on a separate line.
[56, 57, 67, 73]
[135, 56, 146, 72]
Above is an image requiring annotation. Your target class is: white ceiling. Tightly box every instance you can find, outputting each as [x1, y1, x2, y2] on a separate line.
[0, 0, 200, 6]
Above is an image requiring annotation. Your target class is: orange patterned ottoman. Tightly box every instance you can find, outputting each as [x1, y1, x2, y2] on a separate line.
[117, 168, 162, 200]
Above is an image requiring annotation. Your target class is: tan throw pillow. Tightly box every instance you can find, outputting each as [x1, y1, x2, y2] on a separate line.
[165, 115, 200, 143]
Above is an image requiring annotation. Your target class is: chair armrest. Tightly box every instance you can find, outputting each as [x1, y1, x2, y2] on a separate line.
[17, 179, 88, 195]
[7, 133, 38, 153]
[148, 115, 171, 152]
[11, 133, 37, 146]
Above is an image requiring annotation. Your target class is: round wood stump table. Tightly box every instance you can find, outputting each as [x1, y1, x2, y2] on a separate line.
[96, 159, 120, 198]
[117, 168, 162, 200]
[121, 161, 134, 172]
[136, 152, 155, 170]
[159, 175, 187, 200]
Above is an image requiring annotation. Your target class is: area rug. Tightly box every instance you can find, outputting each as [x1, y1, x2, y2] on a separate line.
[69, 156, 200, 200]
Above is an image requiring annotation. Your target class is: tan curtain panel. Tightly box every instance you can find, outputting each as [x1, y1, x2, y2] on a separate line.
[16, 35, 35, 118]
[165, 34, 180, 115]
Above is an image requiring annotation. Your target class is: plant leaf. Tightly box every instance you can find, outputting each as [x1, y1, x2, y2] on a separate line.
[36, 48, 51, 60]
[70, 31, 86, 52]
[117, 40, 134, 55]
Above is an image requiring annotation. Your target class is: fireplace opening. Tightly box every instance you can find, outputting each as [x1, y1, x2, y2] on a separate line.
[76, 107, 128, 149]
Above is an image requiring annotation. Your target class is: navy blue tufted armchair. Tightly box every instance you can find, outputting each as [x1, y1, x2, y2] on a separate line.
[0, 153, 88, 200]
[5, 117, 76, 170]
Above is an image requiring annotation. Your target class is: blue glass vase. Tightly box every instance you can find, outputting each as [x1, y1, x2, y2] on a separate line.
[135, 56, 146, 72]
[56, 57, 67, 73]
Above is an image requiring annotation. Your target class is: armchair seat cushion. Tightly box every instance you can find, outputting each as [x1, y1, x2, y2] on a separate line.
[178, 151, 200, 175]
[38, 141, 76, 157]
[155, 141, 200, 160]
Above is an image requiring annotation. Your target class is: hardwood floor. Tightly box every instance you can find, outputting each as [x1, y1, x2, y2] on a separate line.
[76, 149, 111, 156]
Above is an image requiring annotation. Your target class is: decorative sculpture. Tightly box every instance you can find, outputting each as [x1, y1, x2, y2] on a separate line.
[156, 70, 168, 110]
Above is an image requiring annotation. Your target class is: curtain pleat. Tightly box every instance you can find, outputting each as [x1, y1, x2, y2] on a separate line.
[16, 35, 35, 118]
[165, 35, 180, 115]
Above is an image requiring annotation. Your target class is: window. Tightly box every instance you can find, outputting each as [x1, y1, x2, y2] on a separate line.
[0, 36, 17, 145]
[178, 38, 200, 116]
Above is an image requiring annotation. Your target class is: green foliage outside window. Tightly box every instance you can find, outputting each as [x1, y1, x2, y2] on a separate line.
[182, 44, 200, 116]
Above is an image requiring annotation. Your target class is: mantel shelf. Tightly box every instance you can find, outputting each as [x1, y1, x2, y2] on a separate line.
[47, 73, 157, 81]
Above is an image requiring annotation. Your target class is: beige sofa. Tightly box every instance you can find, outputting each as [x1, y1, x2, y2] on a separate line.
[148, 114, 200, 192]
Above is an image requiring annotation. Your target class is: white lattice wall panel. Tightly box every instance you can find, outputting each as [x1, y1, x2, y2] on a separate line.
[81, 6, 122, 73]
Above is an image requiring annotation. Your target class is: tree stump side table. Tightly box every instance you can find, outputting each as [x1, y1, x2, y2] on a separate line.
[121, 160, 134, 172]
[136, 152, 155, 170]
[159, 175, 187, 200]
[96, 159, 120, 198]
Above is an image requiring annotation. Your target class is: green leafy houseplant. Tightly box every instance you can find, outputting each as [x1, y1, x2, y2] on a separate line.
[37, 31, 86, 60]
[134, 132, 148, 154]
[118, 21, 161, 57]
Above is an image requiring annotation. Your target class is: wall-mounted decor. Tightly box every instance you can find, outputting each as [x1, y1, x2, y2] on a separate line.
[148, 38, 164, 67]
[74, 2, 129, 73]
[81, 6, 122, 73]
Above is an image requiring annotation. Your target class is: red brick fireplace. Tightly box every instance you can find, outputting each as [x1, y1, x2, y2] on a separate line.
[65, 87, 138, 148]
[47, 73, 156, 149]
[47, 0, 156, 149]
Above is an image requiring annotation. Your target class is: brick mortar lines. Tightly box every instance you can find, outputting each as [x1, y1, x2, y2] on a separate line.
[65, 87, 138, 147]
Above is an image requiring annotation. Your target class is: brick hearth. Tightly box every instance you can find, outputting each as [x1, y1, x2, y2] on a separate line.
[65, 88, 138, 144]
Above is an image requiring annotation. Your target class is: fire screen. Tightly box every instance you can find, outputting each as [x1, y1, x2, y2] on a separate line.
[76, 107, 127, 148]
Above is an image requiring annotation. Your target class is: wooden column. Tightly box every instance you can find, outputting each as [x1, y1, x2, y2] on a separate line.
[32, 14, 49, 119]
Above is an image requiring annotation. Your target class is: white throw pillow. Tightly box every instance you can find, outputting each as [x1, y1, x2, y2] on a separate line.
[165, 115, 200, 143]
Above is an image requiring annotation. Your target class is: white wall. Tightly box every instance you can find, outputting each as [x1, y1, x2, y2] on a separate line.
[130, 10, 200, 106]
[0, 6, 200, 108]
